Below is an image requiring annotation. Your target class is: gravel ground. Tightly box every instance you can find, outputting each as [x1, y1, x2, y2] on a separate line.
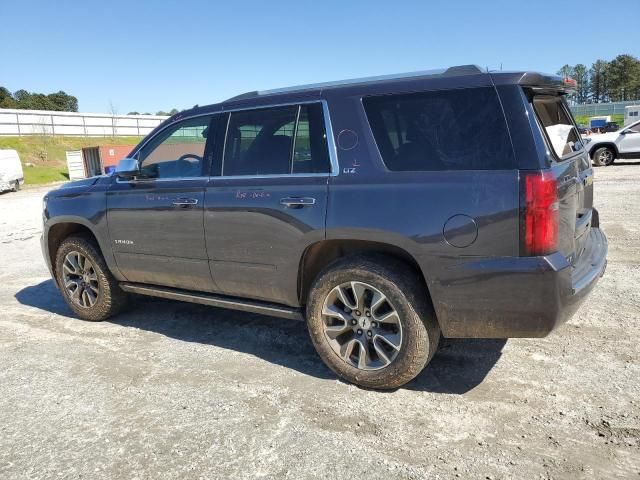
[1, 163, 639, 480]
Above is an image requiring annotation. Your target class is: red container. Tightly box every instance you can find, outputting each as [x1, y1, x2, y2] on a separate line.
[99, 145, 136, 169]
[81, 145, 136, 176]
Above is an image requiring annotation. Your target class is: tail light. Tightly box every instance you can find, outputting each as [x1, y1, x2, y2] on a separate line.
[521, 170, 559, 256]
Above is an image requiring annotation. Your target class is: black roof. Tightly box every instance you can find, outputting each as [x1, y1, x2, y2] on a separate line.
[223, 64, 486, 102]
[173, 65, 566, 120]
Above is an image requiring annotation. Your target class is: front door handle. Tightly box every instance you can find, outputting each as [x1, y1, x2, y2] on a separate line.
[172, 197, 199, 207]
[280, 197, 316, 208]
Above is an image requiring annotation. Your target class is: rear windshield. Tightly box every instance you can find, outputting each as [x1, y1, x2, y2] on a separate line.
[532, 96, 583, 160]
[363, 87, 515, 171]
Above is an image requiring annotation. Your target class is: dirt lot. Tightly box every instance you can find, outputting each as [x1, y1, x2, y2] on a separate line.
[1, 162, 639, 480]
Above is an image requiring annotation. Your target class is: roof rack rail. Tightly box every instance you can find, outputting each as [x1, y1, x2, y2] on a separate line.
[223, 64, 483, 102]
[224, 91, 259, 102]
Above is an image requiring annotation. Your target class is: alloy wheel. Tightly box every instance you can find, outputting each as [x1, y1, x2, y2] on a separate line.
[62, 251, 99, 308]
[599, 150, 613, 165]
[321, 281, 403, 370]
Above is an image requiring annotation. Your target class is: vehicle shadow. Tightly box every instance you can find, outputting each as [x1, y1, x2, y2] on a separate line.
[606, 159, 640, 166]
[15, 280, 506, 394]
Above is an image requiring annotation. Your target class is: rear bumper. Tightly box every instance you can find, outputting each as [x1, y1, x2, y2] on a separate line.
[430, 227, 608, 338]
[568, 227, 607, 300]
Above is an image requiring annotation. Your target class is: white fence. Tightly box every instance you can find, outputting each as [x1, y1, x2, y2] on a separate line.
[570, 100, 640, 117]
[0, 108, 169, 137]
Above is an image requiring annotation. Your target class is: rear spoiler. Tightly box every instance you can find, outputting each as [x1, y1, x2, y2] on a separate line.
[517, 72, 577, 95]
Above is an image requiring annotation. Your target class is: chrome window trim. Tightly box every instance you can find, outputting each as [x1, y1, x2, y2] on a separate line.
[211, 173, 331, 181]
[321, 100, 340, 177]
[115, 176, 209, 184]
[124, 99, 339, 184]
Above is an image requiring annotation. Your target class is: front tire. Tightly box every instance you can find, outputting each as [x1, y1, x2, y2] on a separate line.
[12, 181, 20, 192]
[593, 147, 615, 166]
[55, 234, 129, 321]
[306, 256, 440, 389]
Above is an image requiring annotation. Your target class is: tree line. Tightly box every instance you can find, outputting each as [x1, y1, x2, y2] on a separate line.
[4, 54, 638, 113]
[0, 87, 79, 111]
[557, 54, 640, 104]
[127, 109, 179, 116]
[0, 87, 178, 116]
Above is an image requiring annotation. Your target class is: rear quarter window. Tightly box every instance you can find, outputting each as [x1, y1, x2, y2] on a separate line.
[363, 87, 515, 171]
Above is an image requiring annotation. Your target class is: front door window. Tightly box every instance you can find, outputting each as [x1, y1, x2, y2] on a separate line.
[138, 117, 212, 179]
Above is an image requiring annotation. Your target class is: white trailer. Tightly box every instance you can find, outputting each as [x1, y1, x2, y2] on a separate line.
[0, 149, 24, 192]
[625, 105, 640, 126]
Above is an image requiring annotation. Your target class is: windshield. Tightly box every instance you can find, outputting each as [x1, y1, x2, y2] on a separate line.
[532, 96, 584, 159]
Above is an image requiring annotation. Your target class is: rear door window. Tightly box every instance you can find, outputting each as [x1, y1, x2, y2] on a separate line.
[532, 96, 584, 159]
[222, 103, 331, 176]
[363, 87, 515, 171]
[223, 106, 297, 176]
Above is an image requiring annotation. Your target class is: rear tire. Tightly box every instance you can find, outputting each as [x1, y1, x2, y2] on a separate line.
[12, 181, 20, 192]
[306, 255, 440, 389]
[55, 234, 129, 321]
[593, 147, 615, 166]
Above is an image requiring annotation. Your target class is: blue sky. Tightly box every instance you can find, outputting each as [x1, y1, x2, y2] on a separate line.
[2, 0, 638, 114]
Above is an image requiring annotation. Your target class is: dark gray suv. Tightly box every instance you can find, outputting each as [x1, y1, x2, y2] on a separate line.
[41, 65, 608, 389]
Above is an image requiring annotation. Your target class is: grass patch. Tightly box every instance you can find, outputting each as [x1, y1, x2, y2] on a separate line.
[23, 165, 69, 185]
[574, 114, 624, 127]
[0, 135, 143, 185]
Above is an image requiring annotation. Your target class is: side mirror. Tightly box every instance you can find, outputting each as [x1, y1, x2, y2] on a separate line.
[115, 158, 140, 179]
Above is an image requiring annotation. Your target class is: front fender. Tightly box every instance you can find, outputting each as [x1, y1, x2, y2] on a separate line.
[43, 181, 125, 283]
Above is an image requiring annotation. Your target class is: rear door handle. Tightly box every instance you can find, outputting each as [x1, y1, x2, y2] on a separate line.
[172, 197, 199, 207]
[280, 197, 316, 208]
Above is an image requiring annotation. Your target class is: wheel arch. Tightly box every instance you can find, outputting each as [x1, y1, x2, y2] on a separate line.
[589, 142, 619, 158]
[298, 239, 433, 308]
[46, 219, 101, 281]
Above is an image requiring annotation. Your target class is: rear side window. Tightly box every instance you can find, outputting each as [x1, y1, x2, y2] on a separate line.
[363, 87, 514, 171]
[222, 103, 331, 176]
[532, 96, 583, 159]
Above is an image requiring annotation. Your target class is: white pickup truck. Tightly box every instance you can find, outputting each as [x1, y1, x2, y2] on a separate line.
[0, 149, 24, 192]
[584, 119, 640, 166]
